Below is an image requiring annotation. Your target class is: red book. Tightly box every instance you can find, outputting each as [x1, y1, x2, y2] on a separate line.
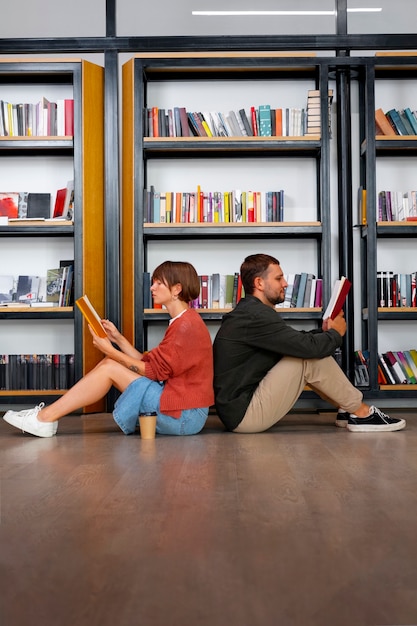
[179, 107, 190, 137]
[53, 188, 67, 218]
[200, 275, 209, 308]
[322, 276, 352, 320]
[247, 191, 255, 222]
[64, 99, 74, 136]
[314, 278, 323, 308]
[250, 106, 258, 136]
[152, 107, 159, 138]
[236, 274, 243, 303]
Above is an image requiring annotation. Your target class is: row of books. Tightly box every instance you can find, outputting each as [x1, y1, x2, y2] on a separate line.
[306, 89, 334, 137]
[279, 273, 322, 309]
[0, 264, 74, 307]
[144, 188, 285, 224]
[378, 190, 417, 222]
[0, 354, 75, 390]
[0, 182, 74, 221]
[377, 271, 417, 308]
[0, 98, 74, 137]
[143, 272, 323, 310]
[375, 107, 417, 136]
[355, 349, 417, 387]
[144, 105, 314, 139]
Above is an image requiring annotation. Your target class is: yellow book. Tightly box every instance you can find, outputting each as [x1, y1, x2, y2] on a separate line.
[224, 191, 230, 223]
[75, 294, 107, 338]
[201, 120, 213, 137]
[165, 191, 172, 224]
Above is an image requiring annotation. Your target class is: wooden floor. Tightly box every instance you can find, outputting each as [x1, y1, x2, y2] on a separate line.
[2, 409, 417, 626]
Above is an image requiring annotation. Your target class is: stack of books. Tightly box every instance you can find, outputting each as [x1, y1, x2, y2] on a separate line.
[305, 89, 334, 136]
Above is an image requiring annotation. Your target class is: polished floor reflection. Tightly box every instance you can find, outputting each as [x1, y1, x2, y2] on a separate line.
[2, 410, 417, 626]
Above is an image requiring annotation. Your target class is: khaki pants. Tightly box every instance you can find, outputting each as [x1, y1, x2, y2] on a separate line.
[234, 355, 363, 433]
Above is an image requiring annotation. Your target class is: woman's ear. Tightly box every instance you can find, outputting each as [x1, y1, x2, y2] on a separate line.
[172, 282, 182, 298]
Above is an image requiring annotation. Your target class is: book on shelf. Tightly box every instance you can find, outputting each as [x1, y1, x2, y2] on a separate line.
[302, 274, 315, 308]
[283, 274, 295, 308]
[27, 193, 51, 219]
[358, 186, 367, 225]
[385, 109, 408, 136]
[238, 109, 253, 136]
[16, 275, 41, 304]
[0, 192, 19, 218]
[75, 295, 107, 338]
[295, 272, 308, 308]
[375, 108, 397, 136]
[377, 353, 397, 385]
[46, 267, 64, 304]
[354, 350, 370, 387]
[403, 350, 417, 381]
[0, 275, 16, 304]
[403, 107, 417, 135]
[383, 351, 408, 384]
[62, 180, 74, 221]
[398, 110, 415, 135]
[53, 187, 67, 218]
[290, 274, 302, 308]
[258, 104, 272, 137]
[394, 351, 417, 384]
[322, 276, 352, 320]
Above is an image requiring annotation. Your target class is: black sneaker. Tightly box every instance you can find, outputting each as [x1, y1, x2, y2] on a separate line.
[347, 406, 406, 432]
[335, 410, 349, 428]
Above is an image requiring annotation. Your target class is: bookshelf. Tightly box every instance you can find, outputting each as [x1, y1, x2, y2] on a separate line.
[122, 53, 333, 354]
[0, 59, 105, 412]
[358, 53, 417, 398]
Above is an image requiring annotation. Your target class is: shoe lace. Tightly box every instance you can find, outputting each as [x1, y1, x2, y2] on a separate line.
[21, 402, 46, 432]
[370, 406, 390, 423]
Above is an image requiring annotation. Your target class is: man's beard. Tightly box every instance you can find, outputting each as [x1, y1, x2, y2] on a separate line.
[267, 292, 285, 306]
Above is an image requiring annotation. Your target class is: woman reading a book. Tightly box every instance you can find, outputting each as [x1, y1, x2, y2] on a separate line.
[3, 261, 214, 438]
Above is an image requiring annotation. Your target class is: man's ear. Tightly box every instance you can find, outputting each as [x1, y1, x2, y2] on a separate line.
[253, 275, 263, 291]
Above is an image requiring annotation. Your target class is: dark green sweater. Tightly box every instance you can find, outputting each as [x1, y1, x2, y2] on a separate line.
[213, 295, 342, 431]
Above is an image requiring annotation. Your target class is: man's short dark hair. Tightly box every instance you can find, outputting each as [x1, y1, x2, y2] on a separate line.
[240, 254, 280, 295]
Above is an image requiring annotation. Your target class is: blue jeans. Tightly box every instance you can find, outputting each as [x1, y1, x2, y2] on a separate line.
[113, 377, 209, 436]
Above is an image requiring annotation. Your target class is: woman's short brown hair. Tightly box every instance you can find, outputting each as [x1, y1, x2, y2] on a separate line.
[152, 261, 201, 303]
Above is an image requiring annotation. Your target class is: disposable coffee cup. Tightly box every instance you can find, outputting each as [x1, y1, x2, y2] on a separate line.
[139, 412, 157, 439]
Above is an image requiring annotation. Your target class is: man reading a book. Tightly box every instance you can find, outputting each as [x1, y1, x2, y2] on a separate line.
[213, 253, 405, 433]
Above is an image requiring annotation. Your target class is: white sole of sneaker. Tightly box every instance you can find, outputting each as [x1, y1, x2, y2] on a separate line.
[3, 412, 57, 437]
[347, 420, 406, 432]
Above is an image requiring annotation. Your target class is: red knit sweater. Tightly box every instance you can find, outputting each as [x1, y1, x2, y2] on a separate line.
[142, 308, 214, 418]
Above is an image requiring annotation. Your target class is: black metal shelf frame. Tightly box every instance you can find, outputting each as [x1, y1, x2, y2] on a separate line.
[129, 54, 332, 353]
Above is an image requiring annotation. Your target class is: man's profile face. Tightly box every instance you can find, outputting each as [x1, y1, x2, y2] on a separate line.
[260, 264, 288, 306]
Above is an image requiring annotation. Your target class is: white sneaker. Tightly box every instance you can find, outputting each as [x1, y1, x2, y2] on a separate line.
[3, 403, 58, 438]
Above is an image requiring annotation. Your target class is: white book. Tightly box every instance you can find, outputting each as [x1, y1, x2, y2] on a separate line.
[219, 274, 227, 309]
[283, 274, 295, 308]
[309, 278, 317, 308]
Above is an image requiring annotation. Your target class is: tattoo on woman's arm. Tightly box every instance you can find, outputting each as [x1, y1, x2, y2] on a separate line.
[129, 364, 139, 373]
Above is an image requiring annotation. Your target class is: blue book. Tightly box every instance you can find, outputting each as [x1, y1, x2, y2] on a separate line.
[258, 104, 272, 137]
[386, 109, 409, 135]
[403, 108, 417, 135]
[296, 272, 308, 308]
